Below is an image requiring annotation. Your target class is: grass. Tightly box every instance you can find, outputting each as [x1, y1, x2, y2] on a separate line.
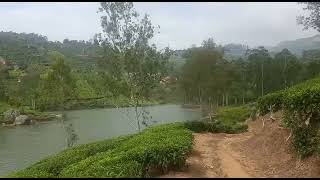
[215, 104, 252, 126]
[183, 104, 252, 134]
[8, 123, 193, 178]
[0, 101, 10, 114]
[0, 101, 10, 122]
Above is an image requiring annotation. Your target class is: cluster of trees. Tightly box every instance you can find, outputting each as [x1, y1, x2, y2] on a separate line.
[179, 39, 320, 107]
[1, 51, 75, 110]
[0, 31, 100, 70]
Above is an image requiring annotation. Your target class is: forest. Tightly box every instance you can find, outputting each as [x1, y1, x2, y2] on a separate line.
[1, 30, 320, 114]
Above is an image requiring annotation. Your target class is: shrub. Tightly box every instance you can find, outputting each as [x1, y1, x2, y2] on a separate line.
[281, 77, 320, 158]
[255, 76, 320, 158]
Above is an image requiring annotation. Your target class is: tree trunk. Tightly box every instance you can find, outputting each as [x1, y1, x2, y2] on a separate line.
[261, 62, 264, 97]
[135, 102, 141, 133]
[31, 98, 36, 110]
[222, 94, 225, 106]
[226, 93, 229, 106]
[235, 97, 237, 105]
[242, 95, 245, 104]
[198, 87, 202, 105]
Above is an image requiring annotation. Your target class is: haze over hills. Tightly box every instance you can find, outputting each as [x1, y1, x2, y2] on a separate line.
[2, 30, 320, 72]
[268, 34, 320, 56]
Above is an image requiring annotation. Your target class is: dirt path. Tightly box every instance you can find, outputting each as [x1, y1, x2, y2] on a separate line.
[217, 135, 252, 178]
[160, 112, 320, 178]
[160, 132, 254, 178]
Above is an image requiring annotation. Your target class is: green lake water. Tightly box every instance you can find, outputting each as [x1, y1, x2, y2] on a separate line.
[0, 104, 201, 176]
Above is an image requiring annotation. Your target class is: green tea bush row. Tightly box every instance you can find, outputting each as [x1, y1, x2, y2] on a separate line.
[8, 135, 133, 177]
[9, 123, 193, 178]
[256, 90, 285, 115]
[59, 123, 193, 177]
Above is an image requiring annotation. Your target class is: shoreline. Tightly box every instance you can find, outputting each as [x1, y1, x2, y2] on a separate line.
[1, 103, 199, 127]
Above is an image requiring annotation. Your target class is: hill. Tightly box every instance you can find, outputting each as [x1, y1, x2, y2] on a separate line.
[269, 34, 320, 56]
[0, 31, 99, 70]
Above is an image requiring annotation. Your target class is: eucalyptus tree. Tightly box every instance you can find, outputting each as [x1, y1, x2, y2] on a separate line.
[297, 2, 320, 32]
[97, 2, 170, 132]
[246, 46, 271, 97]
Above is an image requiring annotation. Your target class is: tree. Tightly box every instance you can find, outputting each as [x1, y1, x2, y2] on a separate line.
[273, 49, 301, 89]
[180, 39, 225, 107]
[297, 2, 320, 32]
[246, 46, 272, 97]
[97, 2, 169, 132]
[20, 63, 44, 110]
[201, 38, 216, 49]
[0, 62, 9, 101]
[38, 51, 75, 110]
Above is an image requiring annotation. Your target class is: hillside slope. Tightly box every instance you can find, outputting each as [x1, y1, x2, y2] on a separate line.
[0, 31, 99, 70]
[269, 34, 320, 56]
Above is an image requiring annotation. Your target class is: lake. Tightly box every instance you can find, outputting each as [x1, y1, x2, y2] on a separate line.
[0, 104, 201, 177]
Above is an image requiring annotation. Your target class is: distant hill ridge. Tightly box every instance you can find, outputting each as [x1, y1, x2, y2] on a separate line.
[269, 34, 320, 56]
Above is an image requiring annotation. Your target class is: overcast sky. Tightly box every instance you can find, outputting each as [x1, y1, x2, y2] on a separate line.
[0, 2, 318, 50]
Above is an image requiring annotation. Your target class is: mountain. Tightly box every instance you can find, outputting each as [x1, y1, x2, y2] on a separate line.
[269, 34, 320, 56]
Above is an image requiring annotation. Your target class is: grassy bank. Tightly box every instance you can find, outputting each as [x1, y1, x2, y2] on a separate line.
[0, 103, 58, 123]
[0, 97, 161, 123]
[8, 123, 193, 178]
[184, 104, 252, 134]
[39, 97, 161, 111]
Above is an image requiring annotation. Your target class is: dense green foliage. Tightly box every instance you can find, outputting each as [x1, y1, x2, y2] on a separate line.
[178, 36, 320, 108]
[184, 105, 251, 134]
[215, 105, 252, 125]
[257, 76, 320, 158]
[8, 123, 193, 178]
[257, 91, 285, 115]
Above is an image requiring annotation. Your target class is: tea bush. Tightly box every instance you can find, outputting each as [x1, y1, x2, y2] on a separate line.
[256, 76, 320, 158]
[281, 77, 320, 157]
[8, 135, 133, 177]
[257, 91, 285, 115]
[59, 123, 193, 177]
[8, 123, 193, 178]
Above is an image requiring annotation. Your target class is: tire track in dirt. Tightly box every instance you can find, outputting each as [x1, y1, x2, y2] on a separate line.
[159, 132, 254, 178]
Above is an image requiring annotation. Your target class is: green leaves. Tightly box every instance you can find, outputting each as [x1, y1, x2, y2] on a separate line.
[257, 91, 284, 115]
[9, 123, 193, 178]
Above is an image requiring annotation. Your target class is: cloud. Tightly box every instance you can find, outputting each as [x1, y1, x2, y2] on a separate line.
[0, 2, 318, 50]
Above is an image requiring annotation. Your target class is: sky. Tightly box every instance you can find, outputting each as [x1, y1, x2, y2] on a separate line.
[0, 2, 318, 50]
